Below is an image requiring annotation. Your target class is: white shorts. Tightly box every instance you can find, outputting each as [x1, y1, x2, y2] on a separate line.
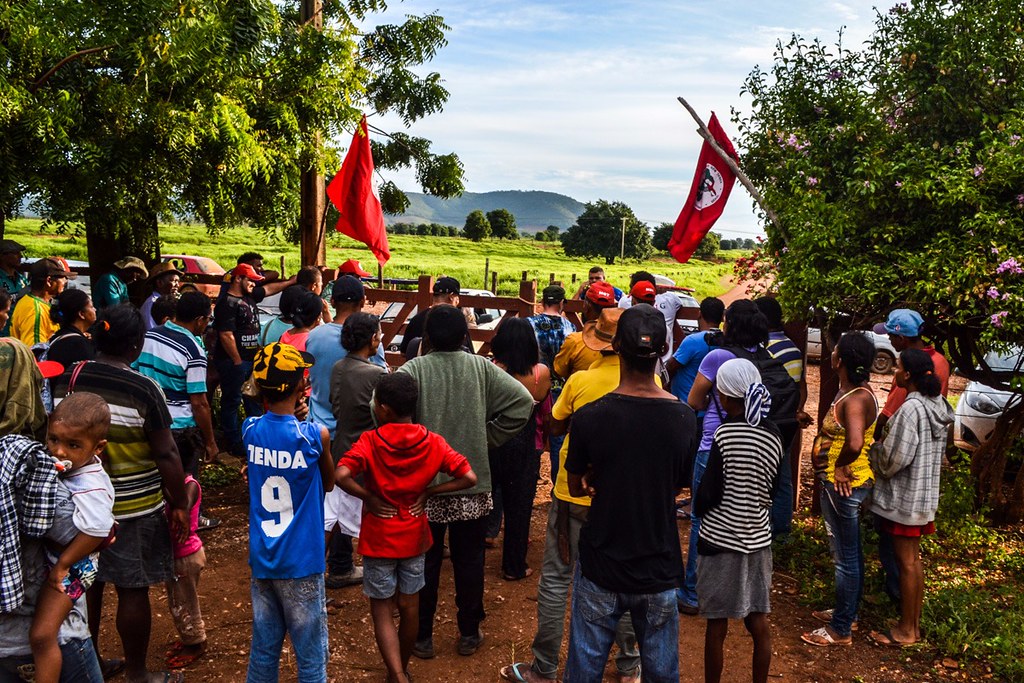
[323, 487, 362, 537]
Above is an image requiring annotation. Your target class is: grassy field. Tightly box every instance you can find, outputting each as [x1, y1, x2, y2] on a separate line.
[4, 218, 740, 297]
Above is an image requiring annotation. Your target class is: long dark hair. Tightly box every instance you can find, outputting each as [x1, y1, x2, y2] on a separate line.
[836, 332, 875, 384]
[491, 317, 539, 376]
[50, 288, 91, 327]
[723, 299, 769, 348]
[92, 304, 145, 359]
[901, 348, 942, 397]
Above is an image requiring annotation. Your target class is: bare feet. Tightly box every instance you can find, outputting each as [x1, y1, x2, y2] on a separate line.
[499, 662, 546, 682]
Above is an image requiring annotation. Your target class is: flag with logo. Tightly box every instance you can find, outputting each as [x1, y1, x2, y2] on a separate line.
[668, 113, 738, 263]
[326, 116, 391, 266]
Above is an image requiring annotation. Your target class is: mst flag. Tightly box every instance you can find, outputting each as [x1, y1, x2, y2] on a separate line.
[668, 113, 738, 263]
[327, 116, 390, 266]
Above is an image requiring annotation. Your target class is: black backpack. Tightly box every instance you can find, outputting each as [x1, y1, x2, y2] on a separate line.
[723, 345, 800, 427]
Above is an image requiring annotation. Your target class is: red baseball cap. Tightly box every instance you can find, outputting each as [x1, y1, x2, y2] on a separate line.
[630, 281, 657, 304]
[585, 281, 617, 308]
[338, 259, 371, 278]
[232, 263, 265, 282]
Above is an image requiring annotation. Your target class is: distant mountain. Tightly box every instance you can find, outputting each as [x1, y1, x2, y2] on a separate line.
[387, 190, 585, 232]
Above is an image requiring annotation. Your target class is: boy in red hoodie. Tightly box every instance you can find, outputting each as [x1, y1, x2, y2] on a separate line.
[336, 372, 477, 683]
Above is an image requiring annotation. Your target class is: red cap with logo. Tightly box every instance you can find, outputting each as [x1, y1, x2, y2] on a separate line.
[232, 263, 265, 282]
[630, 280, 657, 304]
[338, 259, 372, 278]
[585, 281, 617, 308]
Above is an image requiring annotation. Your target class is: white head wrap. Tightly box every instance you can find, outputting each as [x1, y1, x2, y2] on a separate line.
[717, 358, 772, 426]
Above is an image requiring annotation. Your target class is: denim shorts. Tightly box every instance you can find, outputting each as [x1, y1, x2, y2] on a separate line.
[362, 554, 426, 600]
[96, 509, 173, 588]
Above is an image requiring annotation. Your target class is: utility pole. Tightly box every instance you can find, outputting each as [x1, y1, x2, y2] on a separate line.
[299, 0, 326, 267]
[620, 217, 627, 261]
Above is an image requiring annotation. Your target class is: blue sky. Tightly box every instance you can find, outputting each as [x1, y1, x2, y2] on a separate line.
[369, 1, 879, 238]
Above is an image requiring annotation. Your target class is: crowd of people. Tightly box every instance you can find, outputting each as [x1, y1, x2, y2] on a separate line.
[0, 237, 957, 683]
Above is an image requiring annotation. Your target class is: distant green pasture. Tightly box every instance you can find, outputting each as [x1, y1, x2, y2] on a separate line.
[4, 219, 737, 298]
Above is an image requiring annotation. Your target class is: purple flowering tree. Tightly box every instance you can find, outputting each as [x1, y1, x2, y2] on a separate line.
[734, 0, 1024, 519]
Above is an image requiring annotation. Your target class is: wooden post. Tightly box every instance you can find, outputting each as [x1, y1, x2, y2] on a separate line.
[549, 273, 555, 284]
[377, 263, 383, 288]
[484, 258, 489, 290]
[490, 271, 498, 294]
[416, 275, 434, 313]
[299, 0, 326, 267]
[518, 279, 538, 317]
[571, 273, 577, 284]
[279, 255, 286, 278]
[521, 270, 528, 281]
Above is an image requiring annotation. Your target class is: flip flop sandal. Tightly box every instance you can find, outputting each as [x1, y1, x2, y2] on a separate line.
[502, 568, 534, 581]
[165, 642, 185, 657]
[166, 647, 206, 669]
[156, 672, 185, 683]
[500, 663, 535, 682]
[868, 629, 915, 648]
[101, 658, 125, 680]
[800, 626, 852, 647]
[812, 608, 858, 631]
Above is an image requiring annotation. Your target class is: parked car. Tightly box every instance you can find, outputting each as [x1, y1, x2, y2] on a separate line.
[381, 289, 501, 353]
[24, 258, 92, 296]
[161, 254, 226, 297]
[806, 327, 899, 374]
[954, 348, 1023, 452]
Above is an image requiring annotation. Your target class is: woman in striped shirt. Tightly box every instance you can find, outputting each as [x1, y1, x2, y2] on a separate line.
[694, 358, 783, 683]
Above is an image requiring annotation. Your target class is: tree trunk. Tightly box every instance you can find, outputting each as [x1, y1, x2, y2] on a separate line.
[971, 400, 1024, 523]
[85, 208, 160, 273]
[1, 212, 5, 241]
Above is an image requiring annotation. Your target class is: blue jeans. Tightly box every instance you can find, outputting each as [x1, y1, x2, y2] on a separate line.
[247, 575, 328, 683]
[565, 566, 679, 683]
[770, 422, 799, 538]
[820, 481, 871, 637]
[874, 516, 902, 603]
[678, 448, 709, 608]
[0, 638, 103, 683]
[215, 358, 254, 456]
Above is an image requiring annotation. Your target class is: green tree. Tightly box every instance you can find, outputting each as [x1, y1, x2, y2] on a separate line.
[2, 0, 464, 263]
[651, 222, 674, 252]
[560, 200, 653, 264]
[693, 231, 721, 260]
[486, 208, 518, 239]
[463, 209, 490, 241]
[544, 225, 561, 242]
[736, 0, 1024, 519]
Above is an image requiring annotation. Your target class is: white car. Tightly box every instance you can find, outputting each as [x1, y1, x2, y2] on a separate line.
[382, 288, 501, 353]
[953, 348, 1023, 452]
[25, 258, 92, 295]
[806, 327, 899, 374]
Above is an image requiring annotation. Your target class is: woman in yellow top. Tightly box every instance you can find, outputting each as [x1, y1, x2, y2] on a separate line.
[801, 331, 878, 647]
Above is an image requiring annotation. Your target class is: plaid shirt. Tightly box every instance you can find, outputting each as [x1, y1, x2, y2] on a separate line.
[0, 435, 59, 613]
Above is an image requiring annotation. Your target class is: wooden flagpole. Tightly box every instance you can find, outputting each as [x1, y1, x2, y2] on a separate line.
[676, 96, 790, 246]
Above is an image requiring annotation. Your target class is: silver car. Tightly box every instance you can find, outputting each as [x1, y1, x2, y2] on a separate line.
[953, 348, 1023, 452]
[806, 327, 899, 374]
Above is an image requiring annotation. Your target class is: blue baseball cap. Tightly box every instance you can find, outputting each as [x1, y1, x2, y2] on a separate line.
[873, 309, 924, 337]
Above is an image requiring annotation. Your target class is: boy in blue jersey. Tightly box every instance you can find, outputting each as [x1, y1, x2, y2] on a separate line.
[243, 342, 334, 683]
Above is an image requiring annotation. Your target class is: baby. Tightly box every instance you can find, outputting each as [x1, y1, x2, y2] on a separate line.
[29, 392, 115, 683]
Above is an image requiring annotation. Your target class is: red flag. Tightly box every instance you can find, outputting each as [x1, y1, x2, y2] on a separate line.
[327, 116, 390, 266]
[668, 113, 738, 263]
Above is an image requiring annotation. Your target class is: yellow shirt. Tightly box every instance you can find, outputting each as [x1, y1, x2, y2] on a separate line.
[11, 295, 56, 347]
[551, 355, 662, 505]
[553, 328, 602, 380]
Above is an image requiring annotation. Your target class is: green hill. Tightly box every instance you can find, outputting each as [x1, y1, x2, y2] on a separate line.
[389, 190, 585, 232]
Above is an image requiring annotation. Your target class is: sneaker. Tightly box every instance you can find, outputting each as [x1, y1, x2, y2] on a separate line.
[457, 628, 484, 656]
[412, 638, 435, 659]
[196, 516, 221, 532]
[324, 566, 363, 589]
[678, 602, 699, 616]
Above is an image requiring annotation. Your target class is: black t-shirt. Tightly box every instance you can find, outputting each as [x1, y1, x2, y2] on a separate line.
[46, 328, 96, 369]
[565, 393, 698, 593]
[400, 309, 428, 356]
[214, 294, 261, 361]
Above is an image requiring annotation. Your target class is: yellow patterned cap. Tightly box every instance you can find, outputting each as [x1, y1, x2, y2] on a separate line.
[252, 343, 315, 392]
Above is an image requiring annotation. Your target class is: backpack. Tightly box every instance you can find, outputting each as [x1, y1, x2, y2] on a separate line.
[723, 345, 800, 427]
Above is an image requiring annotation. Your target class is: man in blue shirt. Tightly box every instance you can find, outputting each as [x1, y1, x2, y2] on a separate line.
[92, 257, 148, 309]
[667, 296, 725, 403]
[0, 239, 27, 337]
[305, 275, 386, 589]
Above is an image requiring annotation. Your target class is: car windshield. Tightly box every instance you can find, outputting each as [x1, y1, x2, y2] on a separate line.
[983, 348, 1024, 372]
